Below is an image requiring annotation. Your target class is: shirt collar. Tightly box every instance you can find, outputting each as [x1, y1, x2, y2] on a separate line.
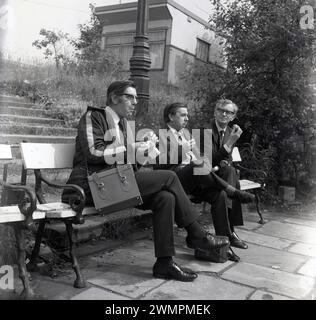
[105, 106, 120, 125]
[167, 124, 184, 137]
[215, 120, 227, 133]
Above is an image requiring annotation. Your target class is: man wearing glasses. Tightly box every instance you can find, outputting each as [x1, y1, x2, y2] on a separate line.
[210, 99, 249, 249]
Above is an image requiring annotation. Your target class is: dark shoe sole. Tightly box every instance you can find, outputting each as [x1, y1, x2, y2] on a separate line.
[230, 242, 248, 249]
[227, 251, 240, 262]
[153, 272, 197, 282]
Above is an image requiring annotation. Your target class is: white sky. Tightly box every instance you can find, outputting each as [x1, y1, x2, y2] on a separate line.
[1, 0, 111, 60]
[0, 0, 212, 61]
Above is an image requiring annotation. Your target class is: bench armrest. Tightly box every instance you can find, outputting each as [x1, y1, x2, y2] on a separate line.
[0, 179, 37, 228]
[235, 164, 267, 187]
[34, 170, 86, 224]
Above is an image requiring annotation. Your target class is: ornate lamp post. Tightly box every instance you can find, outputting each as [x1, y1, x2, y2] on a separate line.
[129, 0, 151, 121]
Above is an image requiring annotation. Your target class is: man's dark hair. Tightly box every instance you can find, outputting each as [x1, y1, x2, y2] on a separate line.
[106, 80, 136, 105]
[163, 102, 187, 124]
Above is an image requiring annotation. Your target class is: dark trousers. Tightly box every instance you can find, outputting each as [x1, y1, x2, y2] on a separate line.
[63, 168, 198, 258]
[135, 170, 198, 258]
[175, 163, 243, 237]
[217, 165, 243, 228]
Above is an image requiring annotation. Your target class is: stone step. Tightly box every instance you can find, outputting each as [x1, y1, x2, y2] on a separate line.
[0, 100, 42, 109]
[0, 114, 64, 126]
[0, 93, 25, 101]
[0, 106, 51, 117]
[0, 95, 28, 102]
[0, 134, 75, 144]
[0, 124, 76, 137]
[0, 94, 43, 107]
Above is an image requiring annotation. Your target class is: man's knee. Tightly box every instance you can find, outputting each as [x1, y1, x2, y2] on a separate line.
[216, 190, 228, 203]
[219, 165, 236, 179]
[153, 190, 176, 207]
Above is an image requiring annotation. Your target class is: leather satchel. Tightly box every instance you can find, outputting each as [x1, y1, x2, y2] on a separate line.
[88, 164, 143, 213]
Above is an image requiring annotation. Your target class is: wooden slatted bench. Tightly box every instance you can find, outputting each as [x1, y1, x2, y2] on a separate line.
[197, 147, 267, 224]
[18, 142, 152, 293]
[233, 147, 266, 224]
[0, 144, 43, 299]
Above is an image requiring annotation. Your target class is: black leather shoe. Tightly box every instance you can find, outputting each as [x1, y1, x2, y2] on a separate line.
[186, 233, 229, 251]
[229, 232, 248, 249]
[228, 189, 255, 203]
[227, 248, 240, 262]
[153, 261, 198, 282]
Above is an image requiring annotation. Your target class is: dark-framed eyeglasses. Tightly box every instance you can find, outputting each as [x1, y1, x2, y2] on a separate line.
[121, 93, 138, 102]
[216, 107, 236, 116]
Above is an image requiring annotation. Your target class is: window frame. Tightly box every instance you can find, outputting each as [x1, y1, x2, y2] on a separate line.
[196, 38, 210, 63]
[103, 28, 167, 71]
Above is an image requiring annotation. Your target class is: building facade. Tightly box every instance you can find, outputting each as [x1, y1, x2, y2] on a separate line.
[95, 0, 225, 85]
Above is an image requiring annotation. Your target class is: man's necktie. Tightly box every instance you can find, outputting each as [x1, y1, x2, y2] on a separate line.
[118, 118, 127, 146]
[219, 130, 225, 147]
[118, 118, 128, 165]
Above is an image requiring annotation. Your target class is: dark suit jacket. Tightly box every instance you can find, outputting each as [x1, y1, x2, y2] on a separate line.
[210, 119, 234, 166]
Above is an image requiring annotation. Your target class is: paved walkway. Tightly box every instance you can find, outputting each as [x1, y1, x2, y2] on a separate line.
[2, 202, 316, 300]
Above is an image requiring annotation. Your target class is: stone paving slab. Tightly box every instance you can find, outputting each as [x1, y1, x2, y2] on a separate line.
[236, 221, 263, 231]
[30, 276, 89, 300]
[87, 268, 165, 299]
[90, 240, 235, 276]
[233, 243, 307, 273]
[284, 217, 316, 228]
[221, 262, 315, 299]
[71, 287, 130, 300]
[297, 258, 316, 278]
[143, 274, 253, 300]
[184, 259, 234, 274]
[256, 221, 316, 245]
[249, 290, 294, 300]
[288, 243, 316, 258]
[234, 229, 293, 250]
[89, 241, 156, 268]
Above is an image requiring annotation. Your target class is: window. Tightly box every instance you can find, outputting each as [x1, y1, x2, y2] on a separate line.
[196, 38, 210, 62]
[103, 30, 166, 70]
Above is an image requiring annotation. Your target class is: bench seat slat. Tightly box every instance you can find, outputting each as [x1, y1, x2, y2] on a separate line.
[0, 206, 45, 223]
[0, 144, 12, 160]
[37, 202, 99, 218]
[240, 179, 261, 191]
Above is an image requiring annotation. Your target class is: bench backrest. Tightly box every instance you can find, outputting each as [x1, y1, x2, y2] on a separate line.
[20, 143, 76, 170]
[232, 147, 242, 162]
[0, 144, 12, 160]
[18, 143, 241, 170]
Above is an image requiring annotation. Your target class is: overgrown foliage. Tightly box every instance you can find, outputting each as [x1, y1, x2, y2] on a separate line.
[73, 4, 123, 77]
[32, 29, 72, 70]
[183, 0, 316, 194]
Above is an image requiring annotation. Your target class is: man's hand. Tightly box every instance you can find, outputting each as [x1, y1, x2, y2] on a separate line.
[225, 124, 242, 149]
[181, 138, 196, 149]
[134, 141, 149, 150]
[143, 131, 159, 144]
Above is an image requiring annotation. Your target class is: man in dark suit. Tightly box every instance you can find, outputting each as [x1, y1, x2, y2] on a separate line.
[209, 99, 250, 249]
[62, 80, 228, 283]
[156, 102, 253, 253]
